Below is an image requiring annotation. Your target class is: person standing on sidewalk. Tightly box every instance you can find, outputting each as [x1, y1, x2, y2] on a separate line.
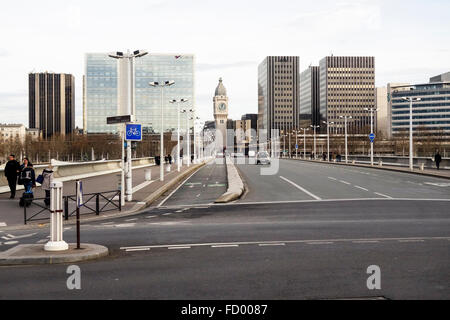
[19, 158, 36, 194]
[4, 154, 20, 199]
[434, 151, 442, 170]
[41, 165, 54, 206]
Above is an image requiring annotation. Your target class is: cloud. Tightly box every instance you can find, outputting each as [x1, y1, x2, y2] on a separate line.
[0, 49, 8, 57]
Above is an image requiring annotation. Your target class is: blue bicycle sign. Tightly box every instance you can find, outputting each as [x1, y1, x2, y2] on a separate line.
[125, 123, 142, 141]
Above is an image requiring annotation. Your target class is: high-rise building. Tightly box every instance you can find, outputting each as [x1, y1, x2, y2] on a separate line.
[299, 66, 320, 128]
[241, 113, 258, 142]
[258, 56, 300, 141]
[29, 72, 75, 139]
[319, 56, 375, 134]
[390, 73, 450, 138]
[84, 53, 195, 134]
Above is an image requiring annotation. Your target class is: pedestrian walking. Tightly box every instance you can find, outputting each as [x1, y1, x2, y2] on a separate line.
[18, 158, 36, 207]
[434, 151, 442, 170]
[4, 154, 20, 199]
[168, 154, 172, 164]
[41, 165, 54, 206]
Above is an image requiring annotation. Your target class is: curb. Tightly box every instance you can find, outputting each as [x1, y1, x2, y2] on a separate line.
[0, 162, 206, 232]
[215, 157, 245, 203]
[286, 158, 450, 180]
[0, 243, 109, 266]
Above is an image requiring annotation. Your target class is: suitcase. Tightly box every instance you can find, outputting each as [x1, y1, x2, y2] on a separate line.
[19, 192, 34, 207]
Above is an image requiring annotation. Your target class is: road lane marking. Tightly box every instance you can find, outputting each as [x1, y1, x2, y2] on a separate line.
[36, 239, 48, 244]
[354, 186, 369, 191]
[101, 222, 114, 225]
[424, 182, 450, 187]
[2, 233, 37, 240]
[157, 168, 203, 207]
[339, 180, 351, 185]
[115, 223, 136, 228]
[352, 241, 379, 244]
[125, 218, 138, 222]
[162, 213, 173, 216]
[0, 222, 6, 227]
[374, 192, 393, 199]
[4, 241, 19, 245]
[399, 239, 425, 243]
[126, 248, 151, 252]
[146, 215, 157, 219]
[168, 246, 191, 250]
[132, 180, 155, 194]
[211, 245, 239, 248]
[328, 177, 337, 181]
[120, 236, 450, 251]
[258, 243, 285, 247]
[279, 176, 322, 200]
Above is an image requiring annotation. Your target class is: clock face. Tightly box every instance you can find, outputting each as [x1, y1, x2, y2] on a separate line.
[218, 103, 226, 112]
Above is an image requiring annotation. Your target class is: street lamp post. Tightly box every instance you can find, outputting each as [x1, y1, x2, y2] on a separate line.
[300, 128, 309, 159]
[149, 80, 175, 182]
[310, 125, 320, 160]
[170, 99, 188, 172]
[109, 49, 148, 202]
[323, 121, 335, 162]
[339, 116, 353, 164]
[365, 107, 378, 166]
[181, 108, 194, 166]
[402, 96, 421, 170]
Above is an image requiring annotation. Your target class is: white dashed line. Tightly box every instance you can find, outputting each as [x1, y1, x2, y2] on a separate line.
[168, 246, 191, 250]
[352, 241, 379, 244]
[146, 215, 157, 219]
[374, 192, 393, 199]
[354, 186, 369, 191]
[36, 239, 48, 244]
[399, 239, 425, 243]
[163, 213, 173, 216]
[126, 248, 150, 252]
[3, 241, 19, 245]
[211, 245, 239, 248]
[101, 222, 114, 225]
[339, 180, 351, 185]
[258, 243, 285, 247]
[307, 242, 334, 245]
[328, 177, 337, 181]
[115, 223, 136, 228]
[125, 218, 138, 222]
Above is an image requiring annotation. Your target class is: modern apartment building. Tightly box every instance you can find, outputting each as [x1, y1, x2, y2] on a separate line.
[390, 72, 450, 138]
[29, 72, 75, 139]
[84, 53, 195, 134]
[319, 56, 375, 134]
[299, 66, 320, 129]
[258, 56, 300, 141]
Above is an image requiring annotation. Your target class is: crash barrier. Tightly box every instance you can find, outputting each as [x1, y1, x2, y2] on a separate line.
[345, 155, 449, 170]
[0, 157, 155, 188]
[23, 189, 121, 224]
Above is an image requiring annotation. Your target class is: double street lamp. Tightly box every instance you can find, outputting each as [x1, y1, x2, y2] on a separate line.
[310, 125, 320, 160]
[109, 49, 148, 202]
[149, 80, 175, 182]
[402, 96, 422, 171]
[323, 121, 335, 162]
[365, 107, 378, 166]
[170, 99, 188, 172]
[339, 115, 353, 164]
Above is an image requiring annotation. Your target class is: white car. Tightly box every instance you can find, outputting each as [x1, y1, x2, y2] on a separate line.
[256, 151, 271, 165]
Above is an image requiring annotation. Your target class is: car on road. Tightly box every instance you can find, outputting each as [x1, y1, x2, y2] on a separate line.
[256, 151, 271, 165]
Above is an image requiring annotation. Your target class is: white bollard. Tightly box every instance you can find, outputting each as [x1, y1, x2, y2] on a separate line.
[379, 160, 383, 167]
[166, 164, 171, 172]
[420, 163, 425, 171]
[144, 169, 151, 181]
[44, 181, 69, 251]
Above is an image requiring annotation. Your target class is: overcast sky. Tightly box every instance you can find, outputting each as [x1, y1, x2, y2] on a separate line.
[0, 0, 449, 127]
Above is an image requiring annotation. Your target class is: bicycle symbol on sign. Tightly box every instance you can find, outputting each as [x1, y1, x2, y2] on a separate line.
[127, 127, 140, 137]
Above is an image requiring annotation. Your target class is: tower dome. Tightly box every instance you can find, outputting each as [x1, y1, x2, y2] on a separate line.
[214, 78, 227, 96]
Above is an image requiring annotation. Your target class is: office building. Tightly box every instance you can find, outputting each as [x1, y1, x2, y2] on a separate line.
[258, 56, 300, 141]
[376, 87, 389, 139]
[29, 72, 75, 139]
[84, 53, 195, 134]
[299, 66, 320, 128]
[319, 56, 375, 134]
[390, 72, 450, 137]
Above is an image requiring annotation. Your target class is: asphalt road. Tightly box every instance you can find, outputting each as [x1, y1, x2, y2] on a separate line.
[0, 159, 448, 299]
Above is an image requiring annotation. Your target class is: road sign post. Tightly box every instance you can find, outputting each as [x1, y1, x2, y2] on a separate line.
[76, 180, 83, 249]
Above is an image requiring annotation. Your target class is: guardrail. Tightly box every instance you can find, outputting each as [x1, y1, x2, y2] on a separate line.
[23, 190, 121, 224]
[346, 155, 450, 170]
[0, 157, 154, 188]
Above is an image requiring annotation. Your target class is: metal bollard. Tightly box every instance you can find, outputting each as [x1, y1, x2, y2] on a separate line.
[379, 160, 383, 167]
[96, 194, 100, 215]
[44, 181, 69, 251]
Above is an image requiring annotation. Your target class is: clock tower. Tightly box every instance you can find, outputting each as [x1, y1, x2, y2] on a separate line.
[213, 78, 228, 149]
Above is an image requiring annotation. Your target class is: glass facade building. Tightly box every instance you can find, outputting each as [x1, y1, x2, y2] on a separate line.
[84, 53, 195, 134]
[299, 66, 320, 128]
[390, 76, 450, 137]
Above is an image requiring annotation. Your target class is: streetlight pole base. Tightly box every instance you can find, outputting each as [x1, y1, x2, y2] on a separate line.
[44, 241, 69, 252]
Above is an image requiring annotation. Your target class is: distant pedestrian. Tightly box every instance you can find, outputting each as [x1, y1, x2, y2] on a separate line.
[168, 154, 172, 164]
[191, 154, 194, 163]
[322, 153, 326, 161]
[4, 154, 20, 199]
[434, 151, 442, 170]
[41, 165, 54, 206]
[19, 158, 36, 194]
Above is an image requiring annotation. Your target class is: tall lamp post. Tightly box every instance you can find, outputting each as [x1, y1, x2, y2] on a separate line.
[402, 96, 421, 171]
[109, 49, 148, 202]
[149, 80, 175, 182]
[300, 128, 309, 159]
[339, 116, 353, 164]
[310, 125, 320, 160]
[170, 99, 188, 172]
[365, 107, 378, 166]
[181, 108, 194, 166]
[323, 121, 335, 162]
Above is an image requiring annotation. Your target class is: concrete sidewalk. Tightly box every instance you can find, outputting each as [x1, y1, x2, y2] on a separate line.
[0, 161, 205, 230]
[285, 157, 450, 180]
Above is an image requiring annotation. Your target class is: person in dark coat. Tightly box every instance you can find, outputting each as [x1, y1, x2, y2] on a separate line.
[4, 154, 20, 199]
[168, 154, 172, 164]
[434, 151, 442, 170]
[19, 158, 36, 194]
